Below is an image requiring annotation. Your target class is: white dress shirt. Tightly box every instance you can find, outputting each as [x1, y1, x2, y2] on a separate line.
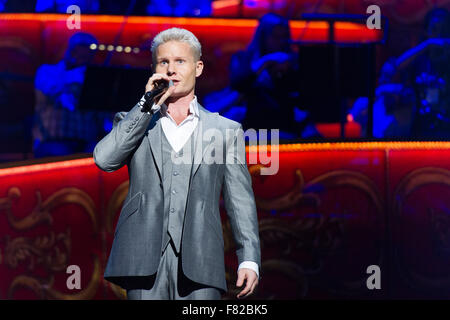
[140, 95, 259, 278]
[158, 96, 199, 153]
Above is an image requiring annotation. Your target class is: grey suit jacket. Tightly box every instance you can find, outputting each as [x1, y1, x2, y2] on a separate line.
[94, 100, 261, 292]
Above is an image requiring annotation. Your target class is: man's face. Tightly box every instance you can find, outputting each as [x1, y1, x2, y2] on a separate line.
[265, 25, 290, 54]
[154, 40, 203, 98]
[427, 16, 447, 38]
[66, 45, 95, 69]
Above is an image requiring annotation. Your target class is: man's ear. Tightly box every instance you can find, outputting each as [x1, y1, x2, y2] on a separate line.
[195, 60, 204, 77]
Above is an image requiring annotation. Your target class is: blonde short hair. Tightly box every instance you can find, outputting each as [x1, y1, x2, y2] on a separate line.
[151, 27, 202, 65]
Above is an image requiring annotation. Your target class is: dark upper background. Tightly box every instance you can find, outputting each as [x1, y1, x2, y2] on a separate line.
[1, 0, 449, 161]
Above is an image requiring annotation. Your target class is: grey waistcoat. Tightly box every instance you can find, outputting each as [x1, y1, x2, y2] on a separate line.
[160, 126, 197, 254]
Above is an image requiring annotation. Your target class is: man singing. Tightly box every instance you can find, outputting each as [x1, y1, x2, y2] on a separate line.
[94, 27, 261, 300]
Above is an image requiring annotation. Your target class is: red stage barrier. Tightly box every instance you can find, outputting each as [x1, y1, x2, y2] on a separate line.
[0, 141, 449, 299]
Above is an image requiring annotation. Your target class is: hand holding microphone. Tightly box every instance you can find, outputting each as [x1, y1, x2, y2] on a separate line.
[142, 73, 175, 114]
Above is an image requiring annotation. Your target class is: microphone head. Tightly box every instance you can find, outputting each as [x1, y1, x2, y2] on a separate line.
[145, 91, 154, 99]
[152, 78, 171, 89]
[144, 79, 174, 103]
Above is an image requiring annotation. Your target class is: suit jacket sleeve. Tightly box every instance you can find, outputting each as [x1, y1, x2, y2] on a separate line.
[222, 124, 261, 270]
[93, 103, 153, 172]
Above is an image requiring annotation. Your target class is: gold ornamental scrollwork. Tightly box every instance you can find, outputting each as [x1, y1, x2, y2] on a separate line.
[1, 186, 100, 299]
[231, 165, 385, 298]
[7, 254, 101, 300]
[4, 229, 71, 272]
[249, 167, 383, 214]
[393, 166, 450, 291]
[105, 180, 130, 300]
[0, 187, 98, 232]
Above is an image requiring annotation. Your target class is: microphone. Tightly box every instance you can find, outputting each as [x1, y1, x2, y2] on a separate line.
[142, 79, 174, 114]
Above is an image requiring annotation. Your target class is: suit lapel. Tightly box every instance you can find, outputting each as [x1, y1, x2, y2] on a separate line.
[146, 111, 163, 181]
[146, 102, 217, 182]
[191, 104, 217, 178]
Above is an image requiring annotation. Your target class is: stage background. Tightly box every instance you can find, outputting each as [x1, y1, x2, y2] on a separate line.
[0, 142, 449, 299]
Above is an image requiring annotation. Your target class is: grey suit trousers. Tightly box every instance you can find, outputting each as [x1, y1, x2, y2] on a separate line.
[126, 239, 222, 300]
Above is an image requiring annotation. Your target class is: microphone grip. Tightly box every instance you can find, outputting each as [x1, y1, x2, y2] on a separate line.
[141, 79, 173, 114]
[141, 88, 164, 114]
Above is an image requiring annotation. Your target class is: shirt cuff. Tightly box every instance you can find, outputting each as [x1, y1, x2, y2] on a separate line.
[238, 261, 259, 279]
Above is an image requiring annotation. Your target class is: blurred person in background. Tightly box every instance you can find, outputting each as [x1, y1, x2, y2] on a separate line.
[32, 32, 111, 157]
[394, 7, 450, 138]
[380, 85, 417, 138]
[229, 13, 320, 140]
[350, 58, 416, 138]
[351, 7, 450, 139]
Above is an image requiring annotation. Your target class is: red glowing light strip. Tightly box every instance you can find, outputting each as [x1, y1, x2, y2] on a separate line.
[0, 142, 448, 177]
[0, 13, 259, 27]
[247, 141, 450, 153]
[0, 158, 95, 177]
[0, 13, 340, 29]
[0, 13, 382, 42]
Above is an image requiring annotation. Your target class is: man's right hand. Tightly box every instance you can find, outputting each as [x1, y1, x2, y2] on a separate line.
[145, 73, 176, 106]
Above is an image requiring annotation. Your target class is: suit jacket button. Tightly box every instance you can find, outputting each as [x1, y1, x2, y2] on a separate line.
[135, 116, 139, 121]
[126, 129, 130, 133]
[170, 208, 175, 213]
